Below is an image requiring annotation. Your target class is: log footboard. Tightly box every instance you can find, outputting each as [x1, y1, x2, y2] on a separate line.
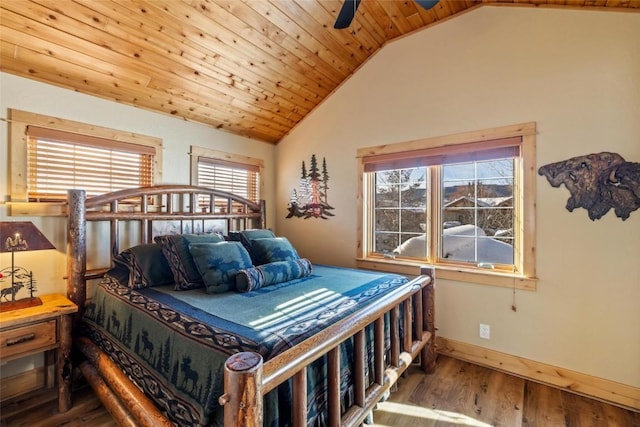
[219, 267, 435, 427]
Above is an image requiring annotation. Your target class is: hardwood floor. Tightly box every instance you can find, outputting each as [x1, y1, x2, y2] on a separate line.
[0, 385, 116, 427]
[370, 356, 640, 427]
[1, 356, 638, 426]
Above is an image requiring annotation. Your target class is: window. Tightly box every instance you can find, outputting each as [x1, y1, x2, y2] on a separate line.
[357, 123, 536, 290]
[9, 109, 162, 205]
[27, 127, 154, 201]
[190, 146, 263, 205]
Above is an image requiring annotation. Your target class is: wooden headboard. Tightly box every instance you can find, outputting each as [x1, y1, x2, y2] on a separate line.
[65, 185, 266, 315]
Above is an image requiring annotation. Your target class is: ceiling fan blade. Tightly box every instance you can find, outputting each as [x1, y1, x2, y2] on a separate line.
[334, 0, 362, 29]
[414, 0, 439, 10]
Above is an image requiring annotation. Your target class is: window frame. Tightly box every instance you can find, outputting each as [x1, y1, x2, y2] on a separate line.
[189, 145, 263, 203]
[356, 122, 537, 290]
[8, 109, 162, 212]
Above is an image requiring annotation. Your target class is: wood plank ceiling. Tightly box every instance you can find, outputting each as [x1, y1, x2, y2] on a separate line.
[1, 0, 638, 144]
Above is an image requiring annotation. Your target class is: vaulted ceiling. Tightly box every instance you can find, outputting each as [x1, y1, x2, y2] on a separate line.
[1, 1, 638, 143]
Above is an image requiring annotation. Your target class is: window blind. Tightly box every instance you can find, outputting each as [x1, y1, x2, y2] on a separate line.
[197, 157, 260, 202]
[27, 126, 154, 201]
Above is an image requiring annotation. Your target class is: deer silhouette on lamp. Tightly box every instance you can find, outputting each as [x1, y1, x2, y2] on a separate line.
[0, 221, 55, 312]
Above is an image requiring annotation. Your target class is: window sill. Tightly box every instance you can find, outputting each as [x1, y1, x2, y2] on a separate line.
[356, 257, 536, 291]
[6, 202, 67, 217]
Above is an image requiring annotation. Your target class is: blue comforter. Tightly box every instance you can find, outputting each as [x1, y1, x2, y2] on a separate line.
[80, 265, 409, 426]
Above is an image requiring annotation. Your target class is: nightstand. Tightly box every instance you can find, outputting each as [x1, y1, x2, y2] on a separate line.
[0, 294, 78, 412]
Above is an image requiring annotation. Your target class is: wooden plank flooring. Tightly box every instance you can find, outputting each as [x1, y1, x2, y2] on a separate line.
[370, 356, 640, 427]
[1, 355, 638, 426]
[0, 385, 116, 427]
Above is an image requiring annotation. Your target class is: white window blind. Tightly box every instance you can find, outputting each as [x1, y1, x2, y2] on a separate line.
[197, 157, 260, 202]
[27, 126, 154, 201]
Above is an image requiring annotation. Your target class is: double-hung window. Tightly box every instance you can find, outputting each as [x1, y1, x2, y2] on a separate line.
[27, 127, 155, 201]
[8, 109, 162, 207]
[190, 146, 263, 211]
[357, 123, 536, 289]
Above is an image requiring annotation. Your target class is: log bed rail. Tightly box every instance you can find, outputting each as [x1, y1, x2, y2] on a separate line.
[65, 186, 435, 427]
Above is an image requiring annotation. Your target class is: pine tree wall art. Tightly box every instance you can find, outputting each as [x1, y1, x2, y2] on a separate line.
[287, 154, 335, 219]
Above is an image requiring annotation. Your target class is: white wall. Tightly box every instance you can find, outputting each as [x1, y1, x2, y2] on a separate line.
[0, 73, 277, 297]
[275, 7, 640, 388]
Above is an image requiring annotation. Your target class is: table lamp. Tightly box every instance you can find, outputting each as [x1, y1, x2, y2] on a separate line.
[0, 221, 56, 312]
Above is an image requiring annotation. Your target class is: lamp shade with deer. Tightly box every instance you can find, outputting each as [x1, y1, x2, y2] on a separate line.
[0, 221, 56, 312]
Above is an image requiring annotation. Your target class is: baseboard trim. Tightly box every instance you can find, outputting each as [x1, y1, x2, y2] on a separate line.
[436, 337, 640, 411]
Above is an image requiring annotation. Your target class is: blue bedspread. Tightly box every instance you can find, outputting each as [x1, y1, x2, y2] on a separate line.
[80, 265, 409, 426]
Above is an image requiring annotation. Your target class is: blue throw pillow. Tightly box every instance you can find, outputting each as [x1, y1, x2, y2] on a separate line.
[250, 237, 299, 265]
[112, 243, 173, 289]
[236, 259, 313, 292]
[154, 233, 225, 290]
[228, 229, 276, 260]
[189, 242, 253, 293]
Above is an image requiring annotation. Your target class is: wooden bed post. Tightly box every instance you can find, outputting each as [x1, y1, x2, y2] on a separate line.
[259, 200, 266, 229]
[421, 266, 436, 373]
[221, 352, 263, 427]
[67, 189, 86, 330]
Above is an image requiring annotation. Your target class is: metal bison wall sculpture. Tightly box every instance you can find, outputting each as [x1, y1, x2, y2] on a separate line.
[538, 152, 640, 221]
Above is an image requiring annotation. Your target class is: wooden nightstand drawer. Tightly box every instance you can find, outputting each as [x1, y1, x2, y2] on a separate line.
[1, 320, 57, 360]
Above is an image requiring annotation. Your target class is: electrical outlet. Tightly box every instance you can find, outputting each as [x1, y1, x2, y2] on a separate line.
[479, 323, 490, 339]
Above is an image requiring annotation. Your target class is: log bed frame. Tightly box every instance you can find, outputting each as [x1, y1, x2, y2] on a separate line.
[65, 185, 436, 427]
